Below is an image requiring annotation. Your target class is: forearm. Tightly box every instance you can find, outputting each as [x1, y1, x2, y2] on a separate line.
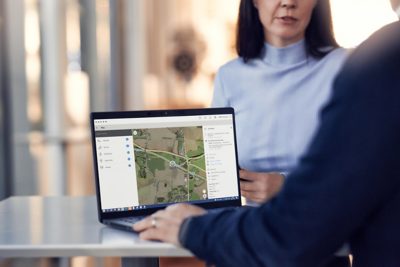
[179, 208, 262, 267]
[178, 203, 328, 267]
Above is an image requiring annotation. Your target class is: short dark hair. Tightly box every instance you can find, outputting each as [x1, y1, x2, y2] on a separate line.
[236, 0, 339, 62]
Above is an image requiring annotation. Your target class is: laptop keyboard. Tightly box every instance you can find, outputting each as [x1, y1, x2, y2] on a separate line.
[117, 216, 145, 224]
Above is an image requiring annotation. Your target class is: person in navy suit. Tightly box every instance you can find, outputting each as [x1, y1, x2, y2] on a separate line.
[134, 2, 400, 266]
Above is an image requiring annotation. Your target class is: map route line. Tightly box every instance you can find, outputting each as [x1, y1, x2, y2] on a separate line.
[189, 154, 205, 160]
[188, 163, 206, 173]
[136, 146, 207, 181]
[133, 142, 207, 173]
[134, 143, 205, 161]
[133, 143, 187, 160]
[133, 127, 208, 204]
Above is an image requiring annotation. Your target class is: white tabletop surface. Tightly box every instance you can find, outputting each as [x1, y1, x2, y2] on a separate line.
[0, 196, 192, 258]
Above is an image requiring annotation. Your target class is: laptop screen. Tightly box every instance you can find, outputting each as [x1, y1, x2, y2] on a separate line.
[91, 108, 241, 215]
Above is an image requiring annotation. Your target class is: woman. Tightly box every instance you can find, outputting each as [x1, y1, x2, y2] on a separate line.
[212, 0, 348, 205]
[143, 0, 350, 266]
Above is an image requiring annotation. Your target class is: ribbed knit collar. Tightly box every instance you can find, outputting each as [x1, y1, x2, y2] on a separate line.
[261, 39, 307, 66]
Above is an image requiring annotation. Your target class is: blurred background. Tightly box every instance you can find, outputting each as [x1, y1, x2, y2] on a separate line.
[0, 0, 397, 266]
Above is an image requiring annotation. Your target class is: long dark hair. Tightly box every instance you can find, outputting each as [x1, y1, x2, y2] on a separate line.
[236, 0, 339, 62]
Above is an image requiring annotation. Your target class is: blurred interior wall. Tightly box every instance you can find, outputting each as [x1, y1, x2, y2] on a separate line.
[3, 0, 37, 197]
[141, 0, 238, 109]
[39, 0, 67, 195]
[0, 0, 12, 200]
[0, 0, 239, 199]
[124, 0, 146, 110]
[109, 0, 145, 111]
[80, 0, 101, 112]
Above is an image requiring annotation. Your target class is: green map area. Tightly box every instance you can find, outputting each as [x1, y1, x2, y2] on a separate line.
[132, 127, 208, 205]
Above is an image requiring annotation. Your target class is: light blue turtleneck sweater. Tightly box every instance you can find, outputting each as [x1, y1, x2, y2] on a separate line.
[212, 40, 349, 174]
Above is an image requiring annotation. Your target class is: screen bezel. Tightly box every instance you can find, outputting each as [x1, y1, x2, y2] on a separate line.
[90, 108, 242, 222]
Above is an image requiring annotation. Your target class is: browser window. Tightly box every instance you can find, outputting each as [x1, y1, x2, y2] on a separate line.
[94, 114, 239, 212]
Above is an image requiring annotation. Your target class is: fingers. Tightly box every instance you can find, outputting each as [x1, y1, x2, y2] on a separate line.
[240, 169, 269, 183]
[240, 172, 285, 203]
[133, 215, 153, 232]
[133, 210, 166, 232]
[240, 179, 256, 192]
[133, 204, 206, 246]
[133, 211, 181, 245]
[138, 227, 160, 240]
[166, 203, 207, 217]
[138, 218, 171, 242]
[240, 170, 256, 186]
[166, 203, 190, 212]
[240, 169, 257, 182]
[240, 177, 267, 193]
[241, 190, 268, 203]
[241, 180, 268, 203]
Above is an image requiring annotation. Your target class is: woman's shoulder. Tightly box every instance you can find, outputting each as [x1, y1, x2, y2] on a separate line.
[312, 47, 351, 72]
[309, 47, 352, 80]
[219, 57, 246, 71]
[323, 47, 351, 63]
[217, 57, 259, 77]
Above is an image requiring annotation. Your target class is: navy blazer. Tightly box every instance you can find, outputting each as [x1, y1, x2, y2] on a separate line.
[179, 21, 400, 267]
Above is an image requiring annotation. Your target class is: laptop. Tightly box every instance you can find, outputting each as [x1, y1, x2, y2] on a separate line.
[90, 108, 242, 232]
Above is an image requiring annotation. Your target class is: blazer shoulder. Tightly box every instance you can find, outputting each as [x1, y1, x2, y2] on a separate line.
[345, 21, 400, 67]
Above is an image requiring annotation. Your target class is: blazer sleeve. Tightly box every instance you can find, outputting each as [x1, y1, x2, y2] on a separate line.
[180, 24, 400, 267]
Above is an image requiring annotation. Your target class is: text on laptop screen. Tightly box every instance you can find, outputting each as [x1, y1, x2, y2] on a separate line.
[94, 114, 239, 212]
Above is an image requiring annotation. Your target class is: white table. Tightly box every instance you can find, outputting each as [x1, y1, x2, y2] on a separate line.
[0, 196, 192, 266]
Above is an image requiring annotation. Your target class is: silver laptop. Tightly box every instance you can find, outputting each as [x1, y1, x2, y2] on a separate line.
[90, 108, 242, 231]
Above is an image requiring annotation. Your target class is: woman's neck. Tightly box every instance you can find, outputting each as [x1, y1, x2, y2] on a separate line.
[262, 39, 307, 66]
[264, 33, 305, 48]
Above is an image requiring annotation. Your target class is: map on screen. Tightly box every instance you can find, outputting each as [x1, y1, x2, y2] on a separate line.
[132, 127, 208, 205]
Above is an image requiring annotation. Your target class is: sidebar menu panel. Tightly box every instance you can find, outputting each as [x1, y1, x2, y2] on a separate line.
[96, 135, 139, 210]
